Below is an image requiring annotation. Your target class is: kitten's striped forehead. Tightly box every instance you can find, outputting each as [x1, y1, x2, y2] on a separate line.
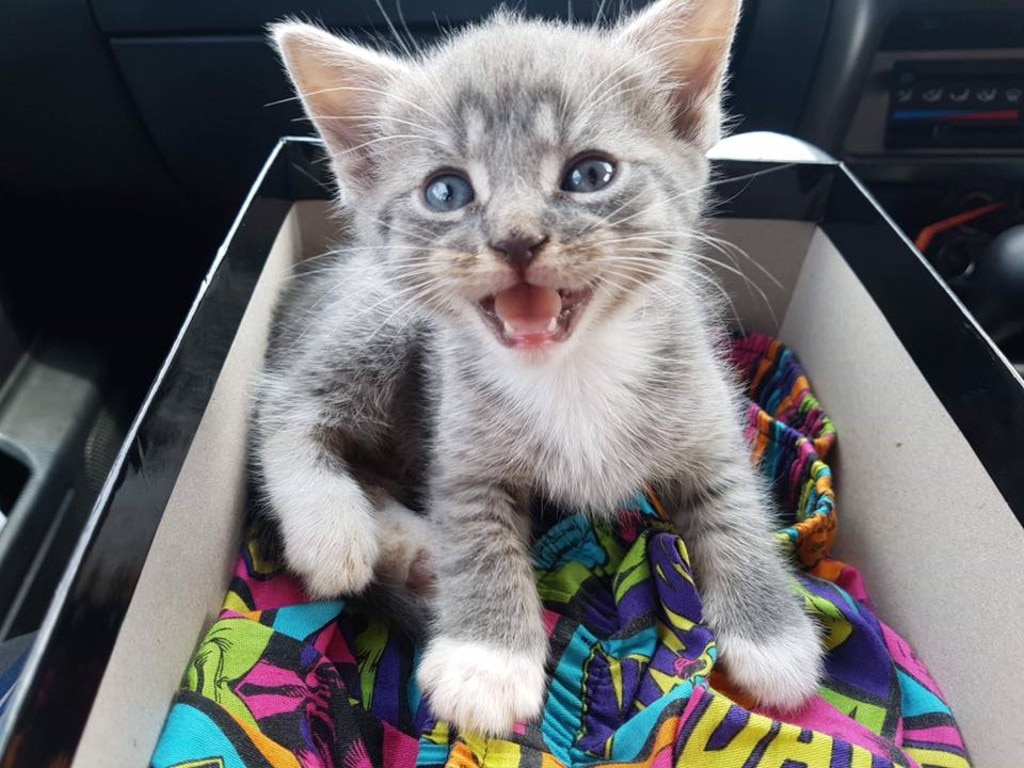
[447, 85, 572, 199]
[531, 101, 560, 146]
[460, 94, 563, 150]
[399, 20, 669, 178]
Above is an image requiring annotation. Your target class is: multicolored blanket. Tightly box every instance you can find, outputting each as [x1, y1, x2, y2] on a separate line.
[152, 334, 970, 768]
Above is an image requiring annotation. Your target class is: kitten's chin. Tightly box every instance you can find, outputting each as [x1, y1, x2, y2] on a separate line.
[475, 283, 592, 352]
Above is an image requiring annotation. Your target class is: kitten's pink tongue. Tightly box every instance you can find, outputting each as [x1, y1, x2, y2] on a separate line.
[493, 283, 562, 337]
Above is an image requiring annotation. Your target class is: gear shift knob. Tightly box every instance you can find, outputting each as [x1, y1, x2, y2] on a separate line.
[961, 225, 1024, 345]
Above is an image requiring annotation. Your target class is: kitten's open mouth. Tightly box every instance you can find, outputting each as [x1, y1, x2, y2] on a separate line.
[477, 283, 592, 348]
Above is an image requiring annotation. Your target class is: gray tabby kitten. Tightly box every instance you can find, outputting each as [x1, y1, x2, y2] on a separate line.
[257, 0, 823, 737]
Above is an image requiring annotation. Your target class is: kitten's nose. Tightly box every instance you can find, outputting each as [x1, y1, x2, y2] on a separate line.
[489, 233, 549, 268]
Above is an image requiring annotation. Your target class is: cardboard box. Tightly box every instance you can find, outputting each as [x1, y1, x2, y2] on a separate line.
[2, 136, 1021, 766]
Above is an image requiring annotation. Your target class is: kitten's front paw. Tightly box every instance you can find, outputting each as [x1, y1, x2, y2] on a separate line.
[716, 609, 823, 712]
[375, 500, 436, 596]
[417, 637, 547, 737]
[283, 502, 380, 599]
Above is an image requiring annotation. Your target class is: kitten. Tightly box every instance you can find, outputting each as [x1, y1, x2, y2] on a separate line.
[256, 0, 823, 737]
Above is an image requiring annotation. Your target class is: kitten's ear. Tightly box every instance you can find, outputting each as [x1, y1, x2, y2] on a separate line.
[618, 0, 741, 150]
[270, 21, 407, 186]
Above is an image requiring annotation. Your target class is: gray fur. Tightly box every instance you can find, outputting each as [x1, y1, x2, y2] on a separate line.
[255, 0, 823, 737]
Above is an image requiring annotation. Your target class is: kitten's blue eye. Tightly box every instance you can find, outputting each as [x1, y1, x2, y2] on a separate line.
[561, 156, 616, 193]
[424, 173, 474, 212]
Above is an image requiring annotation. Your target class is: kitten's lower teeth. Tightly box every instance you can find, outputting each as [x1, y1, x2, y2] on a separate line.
[501, 318, 558, 337]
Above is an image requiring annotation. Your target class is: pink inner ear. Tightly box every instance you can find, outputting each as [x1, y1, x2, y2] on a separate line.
[320, 116, 378, 181]
[672, 55, 729, 147]
[305, 81, 387, 183]
[273, 23, 407, 186]
[620, 0, 741, 148]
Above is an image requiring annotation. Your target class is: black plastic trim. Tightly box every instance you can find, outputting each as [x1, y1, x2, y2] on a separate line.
[881, 8, 1024, 51]
[822, 166, 1024, 517]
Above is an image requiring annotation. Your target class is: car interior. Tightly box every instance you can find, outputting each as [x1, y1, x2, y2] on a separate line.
[0, 0, 1022, 762]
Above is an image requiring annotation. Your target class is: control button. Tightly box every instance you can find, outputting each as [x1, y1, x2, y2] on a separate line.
[895, 70, 915, 87]
[1006, 87, 1022, 104]
[894, 87, 914, 104]
[976, 87, 999, 103]
[948, 86, 971, 103]
[921, 87, 944, 103]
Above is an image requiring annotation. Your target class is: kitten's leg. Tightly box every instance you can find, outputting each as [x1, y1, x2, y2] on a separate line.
[670, 460, 824, 711]
[416, 482, 547, 737]
[259, 423, 380, 598]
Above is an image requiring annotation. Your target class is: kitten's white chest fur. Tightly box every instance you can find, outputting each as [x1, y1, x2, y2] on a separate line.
[486, 311, 671, 509]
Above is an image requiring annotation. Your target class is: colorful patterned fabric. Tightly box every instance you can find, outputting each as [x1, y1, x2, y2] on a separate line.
[152, 333, 970, 768]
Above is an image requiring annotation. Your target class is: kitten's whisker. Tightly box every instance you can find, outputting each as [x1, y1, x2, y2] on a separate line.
[394, 0, 429, 60]
[575, 70, 672, 125]
[600, 186, 710, 230]
[286, 85, 443, 122]
[303, 243, 425, 261]
[290, 252, 440, 338]
[689, 231, 783, 289]
[578, 36, 690, 108]
[584, 228, 782, 298]
[372, 0, 417, 60]
[599, 267, 675, 305]
[291, 246, 428, 275]
[575, 187, 652, 238]
[332, 207, 437, 246]
[286, 260, 439, 285]
[660, 231, 764, 318]
[321, 190, 440, 246]
[264, 93, 304, 108]
[362, 275, 450, 345]
[609, 226, 783, 298]
[375, 220, 439, 246]
[572, 41, 685, 126]
[602, 164, 796, 232]
[309, 271, 443, 344]
[304, 114, 436, 135]
[586, 226, 782, 292]
[703, 165, 786, 213]
[619, 256, 747, 332]
[575, 232, 676, 250]
[282, 267, 347, 284]
[682, 268, 747, 333]
[690, 254, 775, 310]
[337, 133, 449, 155]
[688, 236, 777, 328]
[619, 246, 763, 288]
[615, 245, 777, 328]
[704, 162, 797, 192]
[288, 161, 337, 197]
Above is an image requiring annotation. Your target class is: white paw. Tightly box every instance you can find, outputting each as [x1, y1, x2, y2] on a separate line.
[374, 500, 436, 595]
[717, 615, 823, 712]
[417, 637, 547, 737]
[282, 498, 380, 599]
